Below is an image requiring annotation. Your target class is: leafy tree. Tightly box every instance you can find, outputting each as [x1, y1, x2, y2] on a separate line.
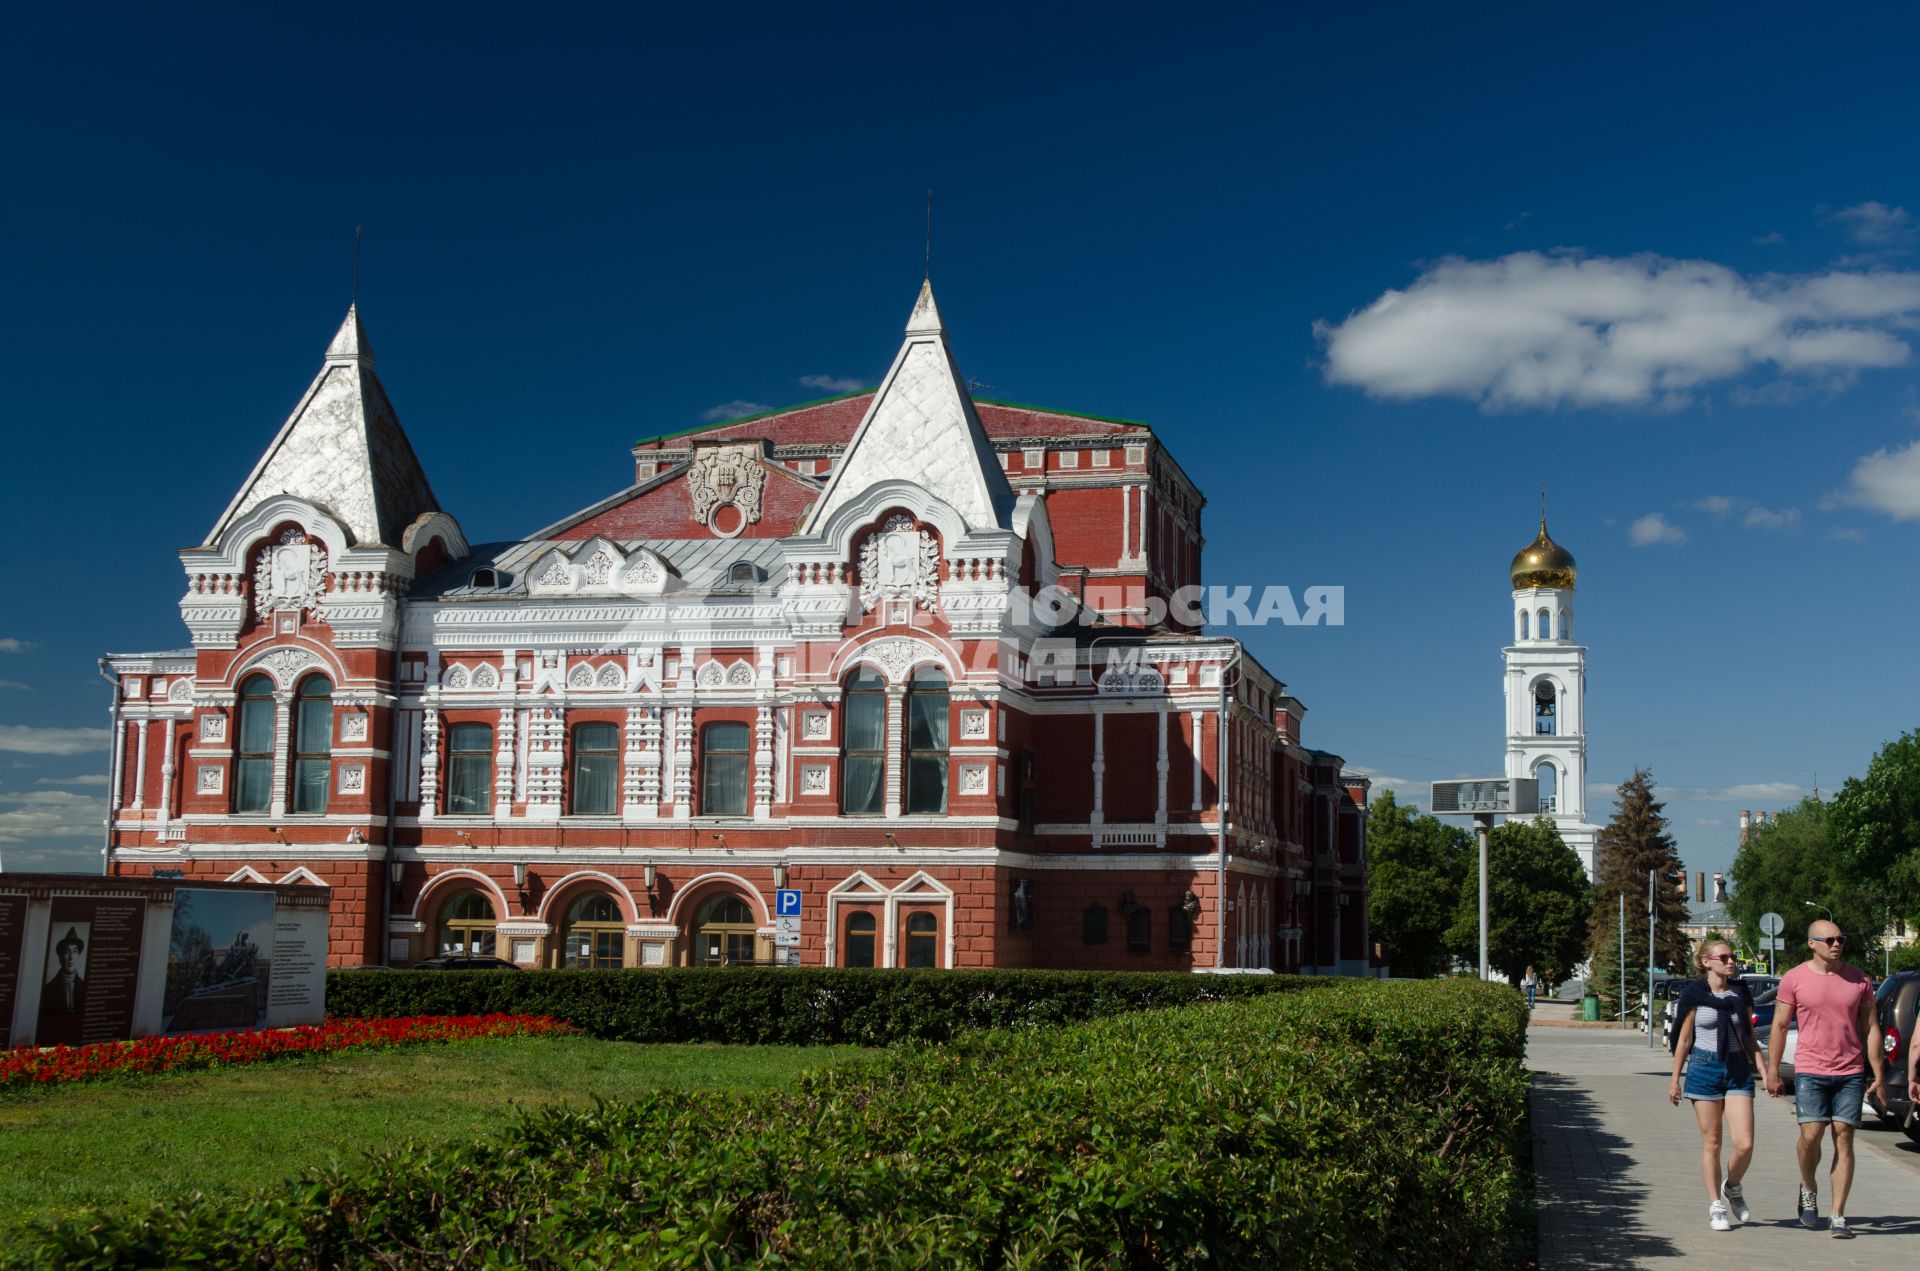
[1589, 769, 1689, 975]
[1366, 790, 1472, 977]
[1831, 729, 1920, 922]
[1731, 795, 1893, 973]
[1444, 817, 1589, 985]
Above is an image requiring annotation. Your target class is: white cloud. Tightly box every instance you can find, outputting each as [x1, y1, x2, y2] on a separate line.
[798, 374, 866, 393]
[0, 680, 28, 691]
[1691, 495, 1736, 517]
[0, 789, 104, 844]
[1834, 201, 1914, 248]
[1742, 505, 1800, 529]
[699, 400, 770, 423]
[1629, 513, 1687, 546]
[1346, 767, 1428, 804]
[1316, 252, 1920, 410]
[0, 725, 111, 756]
[1840, 438, 1920, 520]
[35, 774, 108, 786]
[1752, 232, 1786, 246]
[1824, 526, 1866, 542]
[0, 639, 32, 654]
[1685, 782, 1803, 803]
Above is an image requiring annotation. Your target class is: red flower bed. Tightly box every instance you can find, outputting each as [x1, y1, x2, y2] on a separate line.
[1, 1014, 576, 1090]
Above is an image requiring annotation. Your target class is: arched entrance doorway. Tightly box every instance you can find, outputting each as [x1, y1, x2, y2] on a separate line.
[560, 891, 625, 968]
[436, 889, 498, 956]
[691, 893, 757, 966]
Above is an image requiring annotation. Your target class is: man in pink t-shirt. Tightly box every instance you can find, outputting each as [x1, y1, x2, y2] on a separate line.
[1764, 919, 1887, 1239]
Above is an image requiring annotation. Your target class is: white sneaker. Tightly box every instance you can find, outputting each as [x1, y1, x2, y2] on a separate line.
[1798, 1186, 1819, 1230]
[1722, 1182, 1750, 1224]
[1830, 1216, 1854, 1239]
[1709, 1201, 1732, 1232]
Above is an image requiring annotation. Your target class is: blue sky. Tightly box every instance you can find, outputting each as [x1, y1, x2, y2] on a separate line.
[3, 4, 1917, 886]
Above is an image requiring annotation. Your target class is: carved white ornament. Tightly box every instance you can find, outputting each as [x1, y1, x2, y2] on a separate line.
[197, 765, 223, 794]
[959, 765, 989, 795]
[688, 443, 766, 538]
[536, 556, 572, 589]
[445, 665, 470, 690]
[124, 678, 142, 699]
[338, 765, 366, 794]
[1097, 666, 1165, 696]
[340, 714, 368, 743]
[568, 664, 595, 689]
[801, 711, 831, 740]
[620, 552, 665, 589]
[251, 530, 329, 621]
[696, 661, 726, 688]
[597, 664, 624, 689]
[858, 514, 941, 611]
[800, 764, 830, 794]
[582, 549, 616, 585]
[959, 709, 989, 740]
[471, 664, 499, 690]
[726, 663, 755, 686]
[859, 636, 939, 684]
[257, 648, 317, 683]
[200, 715, 227, 743]
[168, 679, 193, 703]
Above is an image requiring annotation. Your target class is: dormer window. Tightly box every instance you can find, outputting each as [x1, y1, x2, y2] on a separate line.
[469, 567, 499, 590]
[728, 561, 761, 585]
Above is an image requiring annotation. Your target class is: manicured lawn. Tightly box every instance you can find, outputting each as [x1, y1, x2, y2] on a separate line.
[0, 1035, 854, 1242]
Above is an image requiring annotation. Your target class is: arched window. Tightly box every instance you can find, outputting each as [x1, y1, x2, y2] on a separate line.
[1518, 609, 1530, 641]
[561, 891, 624, 968]
[844, 910, 877, 968]
[445, 723, 493, 814]
[841, 666, 885, 815]
[1537, 607, 1552, 640]
[700, 721, 750, 816]
[906, 668, 948, 814]
[1535, 762, 1559, 814]
[692, 892, 757, 966]
[1534, 682, 1556, 736]
[436, 889, 497, 956]
[905, 911, 938, 968]
[292, 676, 333, 813]
[570, 722, 618, 815]
[1559, 608, 1571, 641]
[234, 674, 274, 813]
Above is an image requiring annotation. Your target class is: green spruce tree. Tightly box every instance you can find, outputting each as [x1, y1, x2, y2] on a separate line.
[1588, 769, 1690, 983]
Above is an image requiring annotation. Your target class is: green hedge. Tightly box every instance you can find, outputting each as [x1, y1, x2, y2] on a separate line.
[324, 967, 1324, 1045]
[8, 979, 1530, 1269]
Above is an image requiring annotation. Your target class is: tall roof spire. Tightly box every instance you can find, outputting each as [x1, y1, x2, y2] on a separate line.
[804, 279, 1012, 534]
[207, 307, 438, 549]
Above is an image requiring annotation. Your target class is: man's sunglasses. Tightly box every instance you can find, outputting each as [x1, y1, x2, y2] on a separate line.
[1811, 935, 1847, 946]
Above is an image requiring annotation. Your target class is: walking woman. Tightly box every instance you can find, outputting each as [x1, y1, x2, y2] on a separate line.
[1522, 965, 1539, 1009]
[1666, 940, 1763, 1231]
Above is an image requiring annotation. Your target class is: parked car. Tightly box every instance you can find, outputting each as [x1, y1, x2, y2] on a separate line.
[1866, 969, 1919, 1142]
[409, 955, 521, 971]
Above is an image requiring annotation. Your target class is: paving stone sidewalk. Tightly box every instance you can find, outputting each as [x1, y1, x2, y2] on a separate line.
[1530, 1007, 1920, 1268]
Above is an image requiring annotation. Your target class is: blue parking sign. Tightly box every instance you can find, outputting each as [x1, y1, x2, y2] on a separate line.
[775, 889, 802, 917]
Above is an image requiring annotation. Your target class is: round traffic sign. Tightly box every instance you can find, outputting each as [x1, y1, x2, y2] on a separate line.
[1759, 911, 1784, 936]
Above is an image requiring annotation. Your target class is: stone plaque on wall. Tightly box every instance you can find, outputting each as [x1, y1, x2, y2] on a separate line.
[0, 895, 26, 1048]
[39, 896, 147, 1048]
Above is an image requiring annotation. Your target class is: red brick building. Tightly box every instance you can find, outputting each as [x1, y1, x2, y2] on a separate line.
[103, 281, 1371, 972]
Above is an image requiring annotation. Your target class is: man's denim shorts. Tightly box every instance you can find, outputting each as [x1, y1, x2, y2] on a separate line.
[1683, 1048, 1755, 1101]
[1794, 1071, 1867, 1125]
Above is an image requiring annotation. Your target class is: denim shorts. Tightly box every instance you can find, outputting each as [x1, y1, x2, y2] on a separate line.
[1794, 1072, 1867, 1125]
[1683, 1048, 1754, 1101]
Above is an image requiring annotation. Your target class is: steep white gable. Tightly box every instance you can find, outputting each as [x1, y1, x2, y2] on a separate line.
[803, 281, 1014, 534]
[208, 307, 441, 549]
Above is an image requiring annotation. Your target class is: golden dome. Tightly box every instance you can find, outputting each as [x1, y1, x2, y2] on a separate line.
[1510, 519, 1576, 589]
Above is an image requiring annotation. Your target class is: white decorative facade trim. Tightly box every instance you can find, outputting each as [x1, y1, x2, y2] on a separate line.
[688, 442, 767, 538]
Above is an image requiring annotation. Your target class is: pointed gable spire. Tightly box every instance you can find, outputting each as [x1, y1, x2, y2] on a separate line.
[324, 304, 376, 365]
[803, 280, 1014, 534]
[207, 307, 439, 549]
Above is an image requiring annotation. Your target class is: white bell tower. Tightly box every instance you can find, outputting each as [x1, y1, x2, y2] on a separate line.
[1503, 507, 1601, 879]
